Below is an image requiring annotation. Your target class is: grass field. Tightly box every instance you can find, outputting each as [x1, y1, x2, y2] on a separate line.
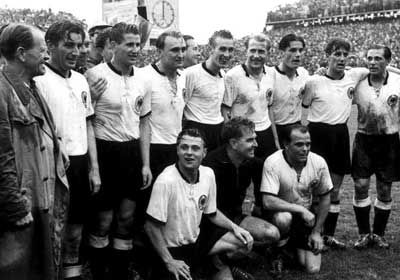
[83, 107, 400, 280]
[242, 108, 400, 280]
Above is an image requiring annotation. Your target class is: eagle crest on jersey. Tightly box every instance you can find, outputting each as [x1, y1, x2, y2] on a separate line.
[198, 195, 208, 210]
[347, 87, 355, 99]
[81, 91, 88, 108]
[134, 95, 144, 114]
[309, 179, 320, 189]
[266, 89, 273, 103]
[387, 94, 398, 107]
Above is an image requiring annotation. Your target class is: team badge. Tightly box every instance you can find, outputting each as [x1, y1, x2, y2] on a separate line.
[198, 195, 208, 211]
[182, 88, 187, 102]
[387, 95, 398, 107]
[347, 87, 354, 99]
[309, 179, 320, 189]
[81, 91, 88, 108]
[134, 96, 144, 114]
[265, 89, 273, 103]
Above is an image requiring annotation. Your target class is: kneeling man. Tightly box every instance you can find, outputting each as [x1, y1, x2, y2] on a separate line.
[145, 128, 253, 280]
[261, 124, 332, 274]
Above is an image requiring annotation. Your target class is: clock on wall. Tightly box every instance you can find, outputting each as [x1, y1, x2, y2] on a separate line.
[152, 0, 175, 29]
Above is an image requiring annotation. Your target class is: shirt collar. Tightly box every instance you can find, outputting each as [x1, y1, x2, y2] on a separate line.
[45, 62, 71, 78]
[368, 72, 389, 86]
[175, 163, 200, 184]
[275, 65, 299, 77]
[151, 63, 180, 77]
[107, 62, 134, 76]
[202, 61, 222, 78]
[241, 64, 266, 77]
[324, 72, 345, 80]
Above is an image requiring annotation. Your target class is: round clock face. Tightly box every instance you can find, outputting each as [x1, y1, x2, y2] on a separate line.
[152, 0, 175, 29]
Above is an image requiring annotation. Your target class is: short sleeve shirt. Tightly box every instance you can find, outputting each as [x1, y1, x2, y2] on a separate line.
[85, 63, 151, 142]
[303, 68, 366, 124]
[184, 62, 225, 124]
[223, 64, 274, 131]
[354, 73, 400, 135]
[270, 66, 309, 125]
[261, 150, 333, 208]
[138, 64, 185, 144]
[146, 164, 217, 247]
[35, 64, 94, 156]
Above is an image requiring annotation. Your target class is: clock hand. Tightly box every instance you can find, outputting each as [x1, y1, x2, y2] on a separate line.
[162, 0, 165, 19]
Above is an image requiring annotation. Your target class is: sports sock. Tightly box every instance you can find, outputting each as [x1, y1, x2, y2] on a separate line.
[373, 199, 392, 236]
[353, 197, 371, 235]
[323, 201, 340, 237]
[109, 238, 133, 280]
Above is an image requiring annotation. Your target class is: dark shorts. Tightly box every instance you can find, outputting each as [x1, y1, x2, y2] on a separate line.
[288, 213, 315, 251]
[150, 230, 221, 280]
[93, 138, 142, 210]
[255, 126, 277, 160]
[198, 214, 246, 257]
[183, 120, 223, 151]
[66, 154, 91, 224]
[135, 143, 177, 227]
[308, 122, 350, 175]
[276, 121, 301, 147]
[352, 132, 400, 182]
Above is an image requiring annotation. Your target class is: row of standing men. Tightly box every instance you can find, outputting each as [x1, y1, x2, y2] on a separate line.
[0, 20, 399, 280]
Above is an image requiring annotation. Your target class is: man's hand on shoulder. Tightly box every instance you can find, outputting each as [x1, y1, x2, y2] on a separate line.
[165, 258, 192, 280]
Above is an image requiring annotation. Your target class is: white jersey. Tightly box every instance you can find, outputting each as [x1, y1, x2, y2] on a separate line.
[184, 62, 225, 124]
[270, 66, 309, 125]
[146, 164, 217, 247]
[137, 64, 185, 144]
[85, 63, 151, 142]
[354, 73, 400, 135]
[35, 64, 93, 156]
[261, 150, 333, 208]
[223, 64, 274, 131]
[303, 68, 367, 124]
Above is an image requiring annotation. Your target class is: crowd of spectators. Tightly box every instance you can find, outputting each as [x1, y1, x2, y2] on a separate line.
[0, 7, 84, 30]
[267, 0, 400, 22]
[2, 7, 400, 74]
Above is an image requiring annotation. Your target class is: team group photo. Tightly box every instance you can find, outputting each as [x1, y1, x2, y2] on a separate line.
[0, 0, 400, 279]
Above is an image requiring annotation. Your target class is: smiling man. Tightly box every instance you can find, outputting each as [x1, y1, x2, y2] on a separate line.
[261, 124, 332, 274]
[85, 22, 152, 280]
[302, 38, 368, 251]
[183, 30, 234, 151]
[269, 34, 309, 145]
[145, 128, 253, 280]
[34, 20, 100, 280]
[0, 23, 69, 280]
[351, 45, 400, 249]
[223, 34, 279, 160]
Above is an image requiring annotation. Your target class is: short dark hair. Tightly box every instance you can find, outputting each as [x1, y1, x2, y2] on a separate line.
[325, 38, 351, 55]
[244, 34, 271, 51]
[45, 20, 85, 46]
[95, 29, 111, 49]
[183, 34, 194, 43]
[208, 30, 233, 48]
[367, 44, 392, 61]
[0, 24, 35, 60]
[177, 128, 206, 147]
[155, 31, 183, 50]
[109, 22, 139, 45]
[279, 34, 305, 51]
[221, 117, 255, 144]
[281, 124, 309, 145]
